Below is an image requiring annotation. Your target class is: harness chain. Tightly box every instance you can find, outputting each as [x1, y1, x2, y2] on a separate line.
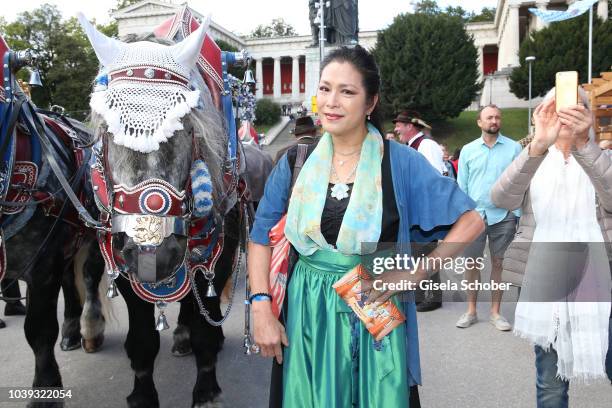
[190, 200, 248, 326]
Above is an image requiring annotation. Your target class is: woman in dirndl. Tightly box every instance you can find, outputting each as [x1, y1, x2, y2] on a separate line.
[248, 45, 484, 407]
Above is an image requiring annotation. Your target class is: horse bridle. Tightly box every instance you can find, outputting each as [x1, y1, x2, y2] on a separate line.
[91, 131, 219, 279]
[90, 125, 254, 329]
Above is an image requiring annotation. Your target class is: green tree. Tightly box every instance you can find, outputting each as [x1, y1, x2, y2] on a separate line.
[415, 1, 496, 23]
[250, 18, 297, 38]
[254, 98, 280, 126]
[373, 12, 480, 122]
[44, 17, 99, 120]
[1, 4, 65, 107]
[509, 15, 612, 99]
[468, 7, 496, 23]
[444, 6, 470, 21]
[110, 0, 142, 13]
[0, 4, 115, 119]
[215, 39, 245, 80]
[99, 20, 119, 38]
[414, 0, 441, 15]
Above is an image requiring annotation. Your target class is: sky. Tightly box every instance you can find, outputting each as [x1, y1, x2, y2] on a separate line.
[2, 0, 499, 36]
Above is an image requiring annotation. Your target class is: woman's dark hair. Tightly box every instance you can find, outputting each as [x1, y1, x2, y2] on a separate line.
[320, 45, 384, 135]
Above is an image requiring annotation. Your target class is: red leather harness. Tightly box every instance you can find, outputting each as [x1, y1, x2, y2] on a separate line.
[1, 117, 86, 222]
[91, 133, 247, 304]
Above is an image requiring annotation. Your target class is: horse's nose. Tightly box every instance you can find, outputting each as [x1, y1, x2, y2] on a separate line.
[115, 233, 187, 283]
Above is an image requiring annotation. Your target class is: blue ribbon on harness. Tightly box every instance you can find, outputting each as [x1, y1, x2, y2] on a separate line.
[1, 51, 43, 229]
[221, 51, 237, 162]
[1, 52, 16, 199]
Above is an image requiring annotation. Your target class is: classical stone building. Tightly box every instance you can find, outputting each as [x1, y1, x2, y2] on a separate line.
[469, 0, 608, 107]
[113, 0, 609, 109]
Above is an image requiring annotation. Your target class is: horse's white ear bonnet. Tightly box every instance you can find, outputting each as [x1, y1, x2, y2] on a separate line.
[77, 13, 210, 153]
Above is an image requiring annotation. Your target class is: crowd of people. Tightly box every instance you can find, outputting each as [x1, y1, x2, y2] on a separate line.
[248, 44, 611, 407]
[1, 42, 609, 407]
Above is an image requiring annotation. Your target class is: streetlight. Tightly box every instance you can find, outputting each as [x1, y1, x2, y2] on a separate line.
[526, 55, 536, 136]
[314, 1, 330, 63]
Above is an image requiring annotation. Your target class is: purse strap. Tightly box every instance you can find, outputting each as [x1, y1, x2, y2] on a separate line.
[288, 143, 309, 201]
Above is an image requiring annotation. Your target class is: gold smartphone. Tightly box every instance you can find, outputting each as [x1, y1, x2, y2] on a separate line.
[555, 71, 578, 112]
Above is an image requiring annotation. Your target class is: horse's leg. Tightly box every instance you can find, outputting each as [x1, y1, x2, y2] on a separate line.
[1, 277, 26, 315]
[191, 230, 238, 407]
[172, 298, 193, 357]
[190, 292, 224, 408]
[116, 275, 160, 408]
[23, 242, 65, 406]
[59, 260, 82, 351]
[79, 241, 106, 353]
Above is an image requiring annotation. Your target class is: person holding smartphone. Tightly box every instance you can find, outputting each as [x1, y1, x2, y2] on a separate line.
[491, 87, 612, 407]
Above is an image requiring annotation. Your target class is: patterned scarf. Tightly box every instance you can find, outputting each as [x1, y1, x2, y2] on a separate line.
[285, 123, 384, 255]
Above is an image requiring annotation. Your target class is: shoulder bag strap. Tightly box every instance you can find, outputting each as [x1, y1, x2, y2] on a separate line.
[287, 143, 308, 201]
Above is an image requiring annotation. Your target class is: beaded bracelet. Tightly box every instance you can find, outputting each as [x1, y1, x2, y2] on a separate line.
[248, 292, 272, 304]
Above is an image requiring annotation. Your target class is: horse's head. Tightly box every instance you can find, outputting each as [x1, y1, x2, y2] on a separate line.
[79, 14, 227, 283]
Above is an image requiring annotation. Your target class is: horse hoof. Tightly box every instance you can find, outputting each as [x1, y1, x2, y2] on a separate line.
[60, 335, 82, 351]
[81, 334, 104, 353]
[171, 342, 193, 357]
[4, 301, 26, 316]
[0, 318, 5, 329]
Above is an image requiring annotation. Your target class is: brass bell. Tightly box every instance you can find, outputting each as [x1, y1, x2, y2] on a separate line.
[206, 280, 217, 298]
[28, 69, 42, 87]
[155, 301, 169, 331]
[106, 280, 119, 299]
[155, 311, 169, 331]
[242, 68, 255, 86]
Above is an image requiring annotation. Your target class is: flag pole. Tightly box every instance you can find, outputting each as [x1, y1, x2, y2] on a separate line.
[588, 6, 593, 83]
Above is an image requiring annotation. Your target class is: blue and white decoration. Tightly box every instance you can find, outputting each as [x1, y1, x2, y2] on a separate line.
[529, 0, 598, 23]
[228, 75, 256, 123]
[93, 71, 108, 92]
[190, 159, 213, 217]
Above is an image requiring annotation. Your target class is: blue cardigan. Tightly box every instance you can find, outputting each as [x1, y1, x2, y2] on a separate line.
[251, 140, 476, 386]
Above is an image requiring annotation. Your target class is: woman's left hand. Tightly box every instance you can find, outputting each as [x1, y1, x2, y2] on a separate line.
[359, 269, 426, 305]
[557, 104, 593, 148]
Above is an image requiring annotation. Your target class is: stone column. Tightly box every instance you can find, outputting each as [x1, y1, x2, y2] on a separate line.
[506, 2, 521, 68]
[255, 58, 263, 99]
[597, 0, 608, 21]
[535, 1, 549, 31]
[478, 46, 484, 82]
[304, 47, 321, 111]
[291, 55, 300, 101]
[273, 57, 281, 99]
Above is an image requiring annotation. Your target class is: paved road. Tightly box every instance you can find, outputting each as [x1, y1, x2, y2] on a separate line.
[261, 118, 295, 160]
[0, 127, 609, 407]
[1, 269, 609, 408]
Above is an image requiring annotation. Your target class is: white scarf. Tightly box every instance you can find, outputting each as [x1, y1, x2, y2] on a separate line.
[514, 145, 611, 381]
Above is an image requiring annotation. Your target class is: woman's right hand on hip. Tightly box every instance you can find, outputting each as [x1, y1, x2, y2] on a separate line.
[252, 302, 289, 364]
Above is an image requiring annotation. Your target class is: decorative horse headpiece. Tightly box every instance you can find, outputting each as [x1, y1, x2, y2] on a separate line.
[77, 13, 210, 153]
[78, 13, 227, 329]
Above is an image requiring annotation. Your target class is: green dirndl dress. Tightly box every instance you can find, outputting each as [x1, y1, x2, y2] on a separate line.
[282, 249, 410, 407]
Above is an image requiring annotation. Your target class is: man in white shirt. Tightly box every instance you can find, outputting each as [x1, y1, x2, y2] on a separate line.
[393, 111, 445, 174]
[393, 111, 446, 312]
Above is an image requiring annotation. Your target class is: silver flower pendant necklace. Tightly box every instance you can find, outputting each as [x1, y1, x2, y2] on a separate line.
[330, 161, 358, 201]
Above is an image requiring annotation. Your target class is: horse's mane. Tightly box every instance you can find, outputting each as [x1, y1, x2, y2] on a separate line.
[90, 33, 228, 211]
